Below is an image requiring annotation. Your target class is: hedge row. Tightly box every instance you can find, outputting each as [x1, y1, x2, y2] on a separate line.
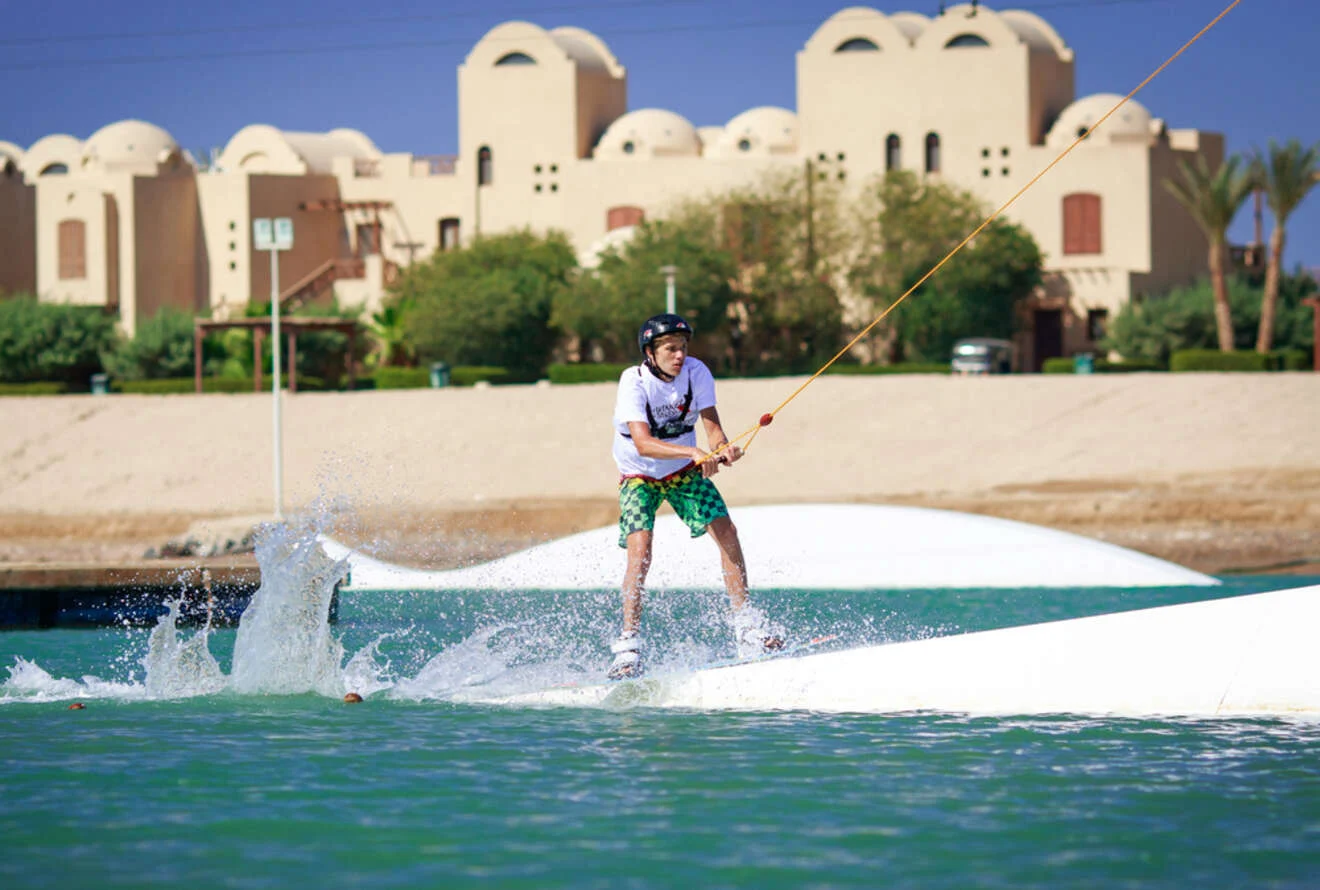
[0, 381, 70, 396]
[1043, 350, 1308, 374]
[373, 366, 512, 389]
[823, 362, 952, 375]
[547, 363, 632, 384]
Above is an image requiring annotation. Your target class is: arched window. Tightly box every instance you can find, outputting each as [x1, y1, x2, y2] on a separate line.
[495, 52, 536, 66]
[924, 133, 941, 174]
[885, 134, 901, 172]
[58, 219, 86, 280]
[40, 162, 69, 176]
[834, 37, 879, 52]
[477, 146, 492, 186]
[945, 34, 990, 48]
[1062, 193, 1102, 255]
[607, 206, 645, 231]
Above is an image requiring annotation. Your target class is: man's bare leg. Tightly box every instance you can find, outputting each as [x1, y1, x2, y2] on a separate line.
[707, 516, 748, 610]
[709, 516, 783, 653]
[621, 529, 653, 634]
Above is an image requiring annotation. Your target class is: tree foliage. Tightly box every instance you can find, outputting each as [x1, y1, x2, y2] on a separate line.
[102, 307, 206, 380]
[1251, 139, 1320, 352]
[1105, 271, 1316, 365]
[851, 171, 1042, 362]
[556, 204, 736, 363]
[0, 295, 117, 384]
[1164, 154, 1256, 351]
[393, 230, 576, 377]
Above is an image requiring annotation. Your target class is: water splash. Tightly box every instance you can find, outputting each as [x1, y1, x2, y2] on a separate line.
[141, 600, 226, 699]
[230, 521, 348, 696]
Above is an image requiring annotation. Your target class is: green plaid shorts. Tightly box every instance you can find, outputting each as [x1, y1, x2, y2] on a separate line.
[617, 467, 729, 548]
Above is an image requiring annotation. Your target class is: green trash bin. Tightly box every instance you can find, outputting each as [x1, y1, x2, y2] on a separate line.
[1073, 353, 1094, 375]
[90, 373, 110, 395]
[429, 362, 450, 388]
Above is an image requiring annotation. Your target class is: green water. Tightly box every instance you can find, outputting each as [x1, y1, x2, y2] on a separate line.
[2, 576, 1318, 889]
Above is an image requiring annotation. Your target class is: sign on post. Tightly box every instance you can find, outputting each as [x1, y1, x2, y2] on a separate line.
[253, 218, 293, 251]
[252, 217, 295, 519]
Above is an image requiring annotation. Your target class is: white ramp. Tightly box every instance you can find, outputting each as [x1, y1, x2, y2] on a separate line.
[323, 504, 1217, 591]
[479, 584, 1320, 717]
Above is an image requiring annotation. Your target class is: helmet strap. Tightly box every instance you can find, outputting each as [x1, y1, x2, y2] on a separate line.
[643, 353, 676, 382]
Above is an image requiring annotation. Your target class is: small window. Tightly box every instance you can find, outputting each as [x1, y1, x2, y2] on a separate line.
[534, 183, 543, 193]
[1062, 193, 1102, 255]
[356, 224, 380, 257]
[737, 138, 752, 152]
[836, 152, 845, 161]
[607, 206, 645, 231]
[982, 168, 991, 177]
[945, 34, 990, 48]
[550, 163, 558, 173]
[229, 221, 236, 231]
[817, 152, 827, 162]
[439, 217, 460, 251]
[924, 132, 941, 174]
[41, 162, 69, 176]
[885, 134, 901, 172]
[550, 183, 558, 192]
[837, 170, 846, 181]
[477, 146, 492, 186]
[229, 241, 236, 251]
[495, 51, 536, 66]
[622, 141, 635, 155]
[1001, 147, 1010, 157]
[981, 147, 990, 158]
[229, 261, 237, 271]
[534, 164, 542, 173]
[835, 37, 879, 52]
[58, 219, 86, 280]
[1076, 126, 1091, 140]
[1087, 309, 1109, 342]
[1001, 167, 1009, 176]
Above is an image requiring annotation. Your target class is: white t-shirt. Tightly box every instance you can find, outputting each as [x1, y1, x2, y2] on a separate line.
[612, 358, 717, 479]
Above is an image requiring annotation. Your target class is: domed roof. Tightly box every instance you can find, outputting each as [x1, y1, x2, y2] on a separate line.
[1046, 94, 1153, 148]
[83, 119, 178, 169]
[22, 133, 82, 176]
[709, 107, 799, 158]
[595, 109, 701, 159]
[0, 140, 22, 175]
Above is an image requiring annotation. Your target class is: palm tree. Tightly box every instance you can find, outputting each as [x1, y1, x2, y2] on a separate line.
[1252, 140, 1320, 353]
[1165, 154, 1255, 352]
[367, 303, 414, 368]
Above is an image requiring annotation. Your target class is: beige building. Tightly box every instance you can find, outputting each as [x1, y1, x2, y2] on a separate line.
[0, 3, 1220, 368]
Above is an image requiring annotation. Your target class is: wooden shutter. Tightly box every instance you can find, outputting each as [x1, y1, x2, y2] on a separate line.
[58, 219, 86, 279]
[606, 206, 644, 231]
[1062, 193, 1101, 255]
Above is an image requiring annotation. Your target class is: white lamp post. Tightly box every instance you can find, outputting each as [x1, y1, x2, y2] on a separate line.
[658, 265, 678, 315]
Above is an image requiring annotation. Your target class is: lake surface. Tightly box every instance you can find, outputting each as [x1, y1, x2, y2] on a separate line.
[2, 525, 1316, 889]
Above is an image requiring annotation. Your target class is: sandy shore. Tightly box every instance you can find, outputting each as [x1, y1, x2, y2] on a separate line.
[2, 373, 1317, 575]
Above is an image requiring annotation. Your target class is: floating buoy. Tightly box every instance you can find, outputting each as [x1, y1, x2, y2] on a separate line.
[68, 702, 85, 710]
[343, 692, 363, 704]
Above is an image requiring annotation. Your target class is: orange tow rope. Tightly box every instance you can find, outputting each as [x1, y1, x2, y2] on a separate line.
[709, 0, 1242, 462]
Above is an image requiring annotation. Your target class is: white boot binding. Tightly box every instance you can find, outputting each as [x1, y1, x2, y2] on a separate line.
[607, 632, 643, 680]
[732, 605, 785, 660]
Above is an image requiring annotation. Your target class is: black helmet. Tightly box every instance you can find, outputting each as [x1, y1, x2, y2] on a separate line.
[637, 313, 694, 356]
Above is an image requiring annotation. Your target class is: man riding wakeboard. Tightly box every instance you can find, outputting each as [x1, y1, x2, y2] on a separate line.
[607, 313, 784, 680]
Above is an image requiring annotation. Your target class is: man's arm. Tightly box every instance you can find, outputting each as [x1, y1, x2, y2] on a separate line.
[699, 407, 743, 465]
[627, 419, 728, 478]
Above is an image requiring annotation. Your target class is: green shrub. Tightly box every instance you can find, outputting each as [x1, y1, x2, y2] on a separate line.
[373, 367, 430, 390]
[824, 362, 952, 375]
[102, 307, 207, 380]
[1270, 349, 1310, 371]
[0, 295, 116, 384]
[372, 365, 512, 389]
[0, 381, 69, 396]
[548, 363, 631, 384]
[1096, 358, 1164, 373]
[112, 376, 324, 394]
[1041, 357, 1076, 374]
[451, 366, 512, 386]
[1169, 349, 1269, 372]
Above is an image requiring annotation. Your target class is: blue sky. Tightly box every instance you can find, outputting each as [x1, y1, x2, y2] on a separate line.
[4, 0, 1318, 267]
